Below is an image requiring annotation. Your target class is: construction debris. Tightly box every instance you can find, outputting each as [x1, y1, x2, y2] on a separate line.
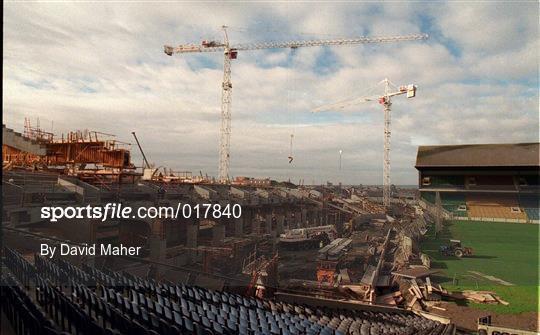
[391, 266, 439, 279]
[394, 276, 510, 312]
[461, 290, 508, 305]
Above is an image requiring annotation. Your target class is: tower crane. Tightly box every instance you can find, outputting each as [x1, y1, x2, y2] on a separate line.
[164, 26, 428, 183]
[313, 78, 417, 209]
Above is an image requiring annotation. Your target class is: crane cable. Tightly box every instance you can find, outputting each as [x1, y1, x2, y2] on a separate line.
[288, 134, 294, 164]
[287, 46, 296, 165]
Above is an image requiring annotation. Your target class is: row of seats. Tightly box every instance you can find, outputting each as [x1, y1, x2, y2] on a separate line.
[524, 208, 540, 220]
[466, 194, 526, 220]
[421, 192, 538, 221]
[3, 247, 35, 287]
[441, 194, 467, 214]
[518, 195, 540, 221]
[3, 247, 453, 335]
[35, 275, 110, 335]
[1, 248, 61, 335]
[2, 273, 60, 335]
[420, 192, 467, 215]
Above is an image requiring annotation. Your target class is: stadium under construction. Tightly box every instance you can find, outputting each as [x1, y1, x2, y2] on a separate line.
[2, 118, 539, 335]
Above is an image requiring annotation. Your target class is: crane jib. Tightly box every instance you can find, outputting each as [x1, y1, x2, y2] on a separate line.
[165, 33, 428, 54]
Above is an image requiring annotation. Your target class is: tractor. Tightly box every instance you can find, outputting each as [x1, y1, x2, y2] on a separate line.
[439, 239, 473, 258]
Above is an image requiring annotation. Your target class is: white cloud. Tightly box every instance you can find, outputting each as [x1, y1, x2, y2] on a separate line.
[436, 2, 537, 54]
[3, 3, 538, 185]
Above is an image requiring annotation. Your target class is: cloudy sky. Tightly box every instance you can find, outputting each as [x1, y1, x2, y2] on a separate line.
[3, 2, 538, 185]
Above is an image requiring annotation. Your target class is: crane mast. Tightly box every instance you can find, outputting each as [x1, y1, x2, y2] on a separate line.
[220, 27, 233, 183]
[382, 79, 392, 210]
[165, 28, 428, 183]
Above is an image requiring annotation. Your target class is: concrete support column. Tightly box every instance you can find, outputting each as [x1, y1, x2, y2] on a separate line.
[252, 213, 261, 235]
[324, 210, 329, 225]
[265, 214, 272, 234]
[234, 217, 244, 237]
[222, 217, 233, 237]
[295, 210, 302, 228]
[186, 222, 199, 263]
[10, 211, 22, 225]
[149, 236, 166, 262]
[286, 212, 293, 230]
[277, 215, 285, 234]
[149, 236, 166, 278]
[301, 208, 308, 227]
[309, 210, 316, 227]
[186, 223, 198, 248]
[212, 223, 226, 245]
[242, 209, 252, 234]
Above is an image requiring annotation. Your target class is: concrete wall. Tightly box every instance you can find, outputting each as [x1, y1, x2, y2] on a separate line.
[3, 126, 47, 155]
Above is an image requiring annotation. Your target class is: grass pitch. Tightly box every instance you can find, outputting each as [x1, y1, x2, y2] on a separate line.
[421, 220, 539, 314]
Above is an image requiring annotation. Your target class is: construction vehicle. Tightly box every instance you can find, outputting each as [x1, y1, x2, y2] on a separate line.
[439, 239, 473, 258]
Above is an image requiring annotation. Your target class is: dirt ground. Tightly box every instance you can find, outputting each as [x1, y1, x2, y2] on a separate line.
[428, 301, 540, 332]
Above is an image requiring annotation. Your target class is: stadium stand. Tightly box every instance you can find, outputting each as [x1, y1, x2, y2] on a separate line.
[420, 192, 435, 204]
[416, 143, 539, 222]
[466, 194, 526, 220]
[524, 208, 540, 221]
[518, 195, 540, 221]
[1, 247, 455, 335]
[420, 192, 467, 216]
[440, 194, 467, 214]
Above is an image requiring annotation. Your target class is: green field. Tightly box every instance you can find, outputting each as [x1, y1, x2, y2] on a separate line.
[421, 220, 539, 314]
